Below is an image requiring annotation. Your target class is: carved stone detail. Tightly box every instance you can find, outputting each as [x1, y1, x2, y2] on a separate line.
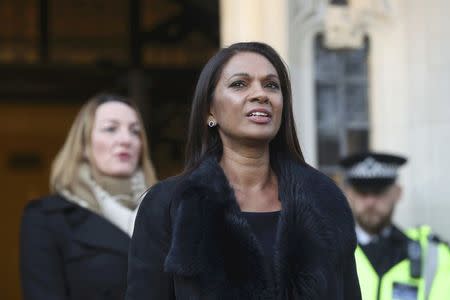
[291, 0, 328, 34]
[324, 0, 393, 49]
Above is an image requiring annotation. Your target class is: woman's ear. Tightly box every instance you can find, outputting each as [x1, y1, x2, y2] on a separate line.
[207, 114, 217, 128]
[208, 104, 215, 117]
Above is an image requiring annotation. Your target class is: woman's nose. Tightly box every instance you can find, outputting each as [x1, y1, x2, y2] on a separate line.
[117, 129, 133, 144]
[249, 85, 269, 103]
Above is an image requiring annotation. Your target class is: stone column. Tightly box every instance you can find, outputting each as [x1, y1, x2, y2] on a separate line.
[219, 0, 288, 60]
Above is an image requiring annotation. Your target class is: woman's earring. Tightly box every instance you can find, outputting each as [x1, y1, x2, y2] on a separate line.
[208, 120, 217, 128]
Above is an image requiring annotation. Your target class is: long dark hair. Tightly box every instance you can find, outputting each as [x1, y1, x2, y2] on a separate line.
[184, 42, 304, 172]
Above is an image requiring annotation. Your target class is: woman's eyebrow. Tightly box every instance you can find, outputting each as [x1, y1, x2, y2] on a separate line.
[228, 72, 250, 79]
[228, 73, 279, 80]
[98, 119, 139, 125]
[265, 74, 279, 80]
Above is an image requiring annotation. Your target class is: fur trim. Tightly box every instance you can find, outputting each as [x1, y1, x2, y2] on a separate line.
[164, 156, 354, 299]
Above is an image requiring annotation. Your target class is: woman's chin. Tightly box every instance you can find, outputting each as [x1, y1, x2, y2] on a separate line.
[101, 168, 136, 178]
[240, 133, 277, 146]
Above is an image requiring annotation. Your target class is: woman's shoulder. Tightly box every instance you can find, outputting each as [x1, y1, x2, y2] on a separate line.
[21, 195, 79, 231]
[142, 175, 185, 200]
[138, 175, 185, 215]
[21, 195, 77, 239]
[303, 164, 343, 195]
[289, 162, 353, 221]
[23, 194, 74, 216]
[286, 161, 343, 197]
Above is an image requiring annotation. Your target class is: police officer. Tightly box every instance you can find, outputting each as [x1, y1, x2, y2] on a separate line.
[339, 152, 450, 300]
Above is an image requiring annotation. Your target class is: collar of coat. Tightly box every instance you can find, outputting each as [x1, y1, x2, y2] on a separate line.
[37, 195, 130, 255]
[164, 155, 356, 299]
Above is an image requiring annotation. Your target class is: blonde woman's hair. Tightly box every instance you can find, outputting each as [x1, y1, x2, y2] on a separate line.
[50, 92, 157, 192]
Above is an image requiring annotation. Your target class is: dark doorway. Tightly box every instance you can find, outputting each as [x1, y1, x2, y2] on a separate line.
[0, 1, 220, 298]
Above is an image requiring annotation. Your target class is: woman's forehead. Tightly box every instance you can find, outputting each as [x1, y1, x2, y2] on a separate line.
[221, 52, 278, 78]
[94, 101, 138, 123]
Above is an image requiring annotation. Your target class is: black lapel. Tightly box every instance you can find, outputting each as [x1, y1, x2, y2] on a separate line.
[70, 208, 130, 255]
[43, 195, 130, 255]
[274, 160, 336, 299]
[164, 156, 272, 298]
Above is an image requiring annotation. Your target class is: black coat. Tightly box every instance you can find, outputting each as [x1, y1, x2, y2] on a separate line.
[126, 156, 362, 299]
[20, 195, 130, 300]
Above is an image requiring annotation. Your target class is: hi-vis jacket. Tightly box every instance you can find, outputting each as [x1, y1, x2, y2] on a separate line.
[356, 225, 450, 300]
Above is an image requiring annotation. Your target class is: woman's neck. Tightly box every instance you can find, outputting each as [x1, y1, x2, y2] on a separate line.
[220, 144, 280, 212]
[220, 144, 270, 189]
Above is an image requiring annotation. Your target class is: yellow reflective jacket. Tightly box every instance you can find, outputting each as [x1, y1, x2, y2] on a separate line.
[355, 225, 450, 300]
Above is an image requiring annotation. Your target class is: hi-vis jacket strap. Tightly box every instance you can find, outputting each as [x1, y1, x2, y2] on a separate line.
[407, 240, 422, 278]
[424, 238, 439, 300]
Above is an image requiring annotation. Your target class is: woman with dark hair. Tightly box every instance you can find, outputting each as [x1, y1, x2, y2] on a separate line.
[126, 42, 361, 299]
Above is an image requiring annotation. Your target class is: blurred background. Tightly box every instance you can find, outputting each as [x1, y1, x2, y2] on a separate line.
[1, 0, 449, 299]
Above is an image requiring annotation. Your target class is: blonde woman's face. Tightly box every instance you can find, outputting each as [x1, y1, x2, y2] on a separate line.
[89, 101, 142, 177]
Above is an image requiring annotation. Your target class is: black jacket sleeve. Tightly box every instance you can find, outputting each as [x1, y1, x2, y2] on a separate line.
[344, 251, 362, 300]
[20, 203, 68, 300]
[308, 170, 362, 299]
[126, 182, 175, 300]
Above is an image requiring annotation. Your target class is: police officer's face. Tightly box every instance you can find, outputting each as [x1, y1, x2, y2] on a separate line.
[345, 184, 402, 234]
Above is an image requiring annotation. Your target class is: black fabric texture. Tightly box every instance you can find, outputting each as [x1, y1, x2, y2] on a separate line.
[126, 155, 362, 300]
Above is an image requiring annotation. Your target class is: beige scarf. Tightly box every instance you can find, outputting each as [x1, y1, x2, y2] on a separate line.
[57, 163, 147, 235]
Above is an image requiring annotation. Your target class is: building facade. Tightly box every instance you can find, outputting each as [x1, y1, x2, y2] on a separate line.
[220, 0, 450, 240]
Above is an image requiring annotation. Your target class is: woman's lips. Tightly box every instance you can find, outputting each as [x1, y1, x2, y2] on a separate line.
[117, 153, 131, 161]
[247, 115, 272, 124]
[246, 110, 272, 124]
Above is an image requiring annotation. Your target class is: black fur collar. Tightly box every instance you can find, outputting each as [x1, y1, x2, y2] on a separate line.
[164, 156, 353, 299]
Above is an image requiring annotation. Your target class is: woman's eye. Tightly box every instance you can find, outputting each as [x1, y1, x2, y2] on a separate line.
[130, 127, 141, 136]
[229, 80, 246, 88]
[265, 81, 280, 89]
[102, 126, 117, 132]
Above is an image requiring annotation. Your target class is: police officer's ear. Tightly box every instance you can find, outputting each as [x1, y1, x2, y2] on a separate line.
[391, 184, 402, 204]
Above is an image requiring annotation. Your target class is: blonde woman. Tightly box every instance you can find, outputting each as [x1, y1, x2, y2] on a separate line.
[20, 93, 157, 300]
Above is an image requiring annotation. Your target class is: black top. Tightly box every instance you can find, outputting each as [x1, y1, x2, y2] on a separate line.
[242, 210, 281, 281]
